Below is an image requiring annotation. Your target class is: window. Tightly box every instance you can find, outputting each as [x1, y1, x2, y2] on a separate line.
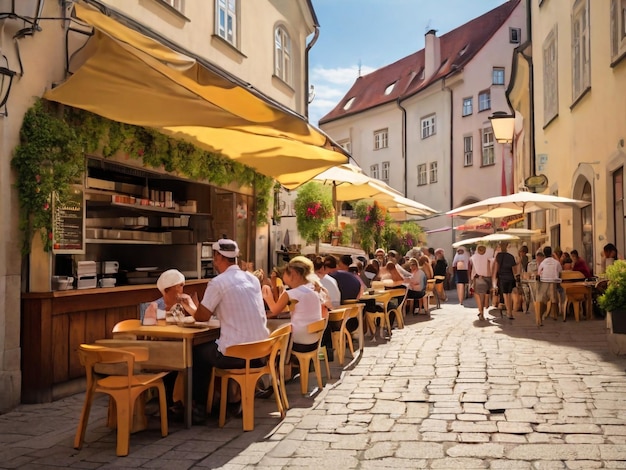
[384, 82, 396, 95]
[161, 0, 182, 10]
[338, 140, 351, 154]
[421, 115, 436, 139]
[417, 164, 427, 186]
[382, 161, 390, 182]
[543, 26, 559, 124]
[429, 162, 438, 183]
[374, 128, 389, 150]
[481, 128, 495, 166]
[343, 97, 355, 110]
[370, 164, 379, 180]
[572, 0, 590, 101]
[478, 90, 491, 112]
[610, 0, 626, 62]
[274, 26, 291, 85]
[492, 67, 505, 85]
[462, 97, 473, 116]
[216, 0, 237, 46]
[464, 136, 473, 166]
[510, 27, 521, 44]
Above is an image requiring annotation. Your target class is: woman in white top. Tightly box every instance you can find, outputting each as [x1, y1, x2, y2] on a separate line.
[452, 247, 471, 305]
[263, 257, 324, 351]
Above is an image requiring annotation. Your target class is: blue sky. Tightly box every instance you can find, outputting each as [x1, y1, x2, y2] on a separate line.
[308, 0, 509, 125]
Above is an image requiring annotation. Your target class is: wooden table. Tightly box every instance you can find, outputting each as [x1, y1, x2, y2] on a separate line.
[561, 281, 594, 321]
[98, 320, 219, 428]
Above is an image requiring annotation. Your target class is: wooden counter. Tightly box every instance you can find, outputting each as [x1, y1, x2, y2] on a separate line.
[20, 280, 209, 403]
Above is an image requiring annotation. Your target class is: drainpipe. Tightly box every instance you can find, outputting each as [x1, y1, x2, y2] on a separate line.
[521, 1, 535, 178]
[396, 98, 408, 196]
[305, 26, 319, 120]
[442, 77, 454, 245]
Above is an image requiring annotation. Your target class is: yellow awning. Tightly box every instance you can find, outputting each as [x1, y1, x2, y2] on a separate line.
[43, 2, 347, 189]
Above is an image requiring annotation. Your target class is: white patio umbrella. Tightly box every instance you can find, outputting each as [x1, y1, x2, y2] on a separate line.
[447, 191, 588, 218]
[313, 163, 439, 223]
[452, 233, 520, 248]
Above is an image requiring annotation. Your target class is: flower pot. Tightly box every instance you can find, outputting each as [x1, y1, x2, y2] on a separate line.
[610, 309, 626, 334]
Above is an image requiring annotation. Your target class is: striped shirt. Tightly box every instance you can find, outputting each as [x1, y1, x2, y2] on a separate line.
[201, 264, 269, 353]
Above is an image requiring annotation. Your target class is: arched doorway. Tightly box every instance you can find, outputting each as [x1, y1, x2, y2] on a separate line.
[573, 176, 593, 270]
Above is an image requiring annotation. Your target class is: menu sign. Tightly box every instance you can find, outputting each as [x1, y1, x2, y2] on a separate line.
[52, 186, 85, 254]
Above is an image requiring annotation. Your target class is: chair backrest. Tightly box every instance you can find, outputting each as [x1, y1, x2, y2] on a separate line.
[223, 336, 278, 364]
[375, 291, 395, 311]
[388, 288, 407, 306]
[112, 319, 142, 339]
[269, 324, 292, 366]
[269, 322, 292, 339]
[306, 317, 328, 335]
[78, 343, 149, 388]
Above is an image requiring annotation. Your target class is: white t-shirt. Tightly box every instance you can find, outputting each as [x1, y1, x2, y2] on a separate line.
[287, 284, 323, 345]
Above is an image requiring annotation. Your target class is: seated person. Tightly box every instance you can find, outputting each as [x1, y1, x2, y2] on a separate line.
[195, 240, 270, 414]
[537, 246, 564, 313]
[571, 249, 592, 278]
[406, 258, 427, 314]
[144, 269, 198, 417]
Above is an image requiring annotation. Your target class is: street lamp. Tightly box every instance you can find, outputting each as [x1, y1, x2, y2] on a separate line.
[489, 111, 515, 144]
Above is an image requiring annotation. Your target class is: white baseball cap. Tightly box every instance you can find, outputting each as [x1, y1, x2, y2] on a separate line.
[212, 239, 240, 258]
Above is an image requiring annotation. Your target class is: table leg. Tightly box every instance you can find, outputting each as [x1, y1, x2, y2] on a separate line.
[184, 339, 193, 429]
[534, 301, 543, 326]
[357, 308, 364, 353]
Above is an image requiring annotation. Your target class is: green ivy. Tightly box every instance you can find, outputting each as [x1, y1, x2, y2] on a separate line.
[11, 98, 273, 254]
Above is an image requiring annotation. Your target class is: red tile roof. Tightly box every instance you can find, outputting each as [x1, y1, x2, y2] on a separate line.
[319, 0, 521, 125]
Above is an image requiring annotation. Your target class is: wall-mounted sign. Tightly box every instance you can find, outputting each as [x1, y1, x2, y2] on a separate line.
[525, 174, 549, 193]
[52, 186, 85, 254]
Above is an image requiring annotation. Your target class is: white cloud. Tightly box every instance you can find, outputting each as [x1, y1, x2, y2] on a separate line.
[309, 65, 376, 125]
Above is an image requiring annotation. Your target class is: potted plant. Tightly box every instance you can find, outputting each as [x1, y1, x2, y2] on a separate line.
[598, 260, 626, 334]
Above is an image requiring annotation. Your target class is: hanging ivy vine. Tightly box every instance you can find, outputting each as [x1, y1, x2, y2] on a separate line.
[11, 98, 273, 254]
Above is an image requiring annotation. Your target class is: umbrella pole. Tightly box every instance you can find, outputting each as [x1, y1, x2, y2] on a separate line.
[333, 182, 338, 228]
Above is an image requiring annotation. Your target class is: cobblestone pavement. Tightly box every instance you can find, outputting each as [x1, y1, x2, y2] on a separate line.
[2, 290, 626, 469]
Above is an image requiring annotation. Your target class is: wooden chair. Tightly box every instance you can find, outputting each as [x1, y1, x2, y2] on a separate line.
[112, 319, 142, 339]
[387, 288, 408, 329]
[268, 323, 292, 414]
[290, 317, 331, 395]
[562, 285, 589, 322]
[207, 336, 279, 431]
[74, 344, 168, 457]
[365, 291, 394, 341]
[417, 280, 437, 315]
[329, 303, 364, 366]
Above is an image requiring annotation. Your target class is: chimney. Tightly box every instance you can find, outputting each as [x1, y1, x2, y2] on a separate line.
[424, 29, 440, 80]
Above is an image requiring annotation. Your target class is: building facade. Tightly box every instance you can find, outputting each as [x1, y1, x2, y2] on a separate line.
[523, 0, 626, 274]
[318, 0, 526, 252]
[0, 0, 318, 410]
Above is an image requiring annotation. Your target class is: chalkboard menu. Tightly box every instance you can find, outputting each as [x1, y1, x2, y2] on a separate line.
[52, 186, 85, 254]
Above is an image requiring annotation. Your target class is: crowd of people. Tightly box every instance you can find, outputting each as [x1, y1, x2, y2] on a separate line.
[143, 238, 617, 425]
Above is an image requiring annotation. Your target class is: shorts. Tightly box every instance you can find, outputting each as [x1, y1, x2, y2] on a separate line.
[456, 270, 469, 284]
[474, 276, 490, 294]
[498, 279, 516, 294]
[536, 281, 564, 303]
